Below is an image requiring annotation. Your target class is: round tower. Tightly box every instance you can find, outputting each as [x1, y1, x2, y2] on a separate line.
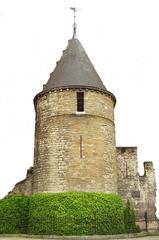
[32, 38, 117, 194]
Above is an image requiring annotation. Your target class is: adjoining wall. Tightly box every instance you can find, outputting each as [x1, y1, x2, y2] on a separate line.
[116, 147, 139, 198]
[11, 167, 33, 195]
[139, 162, 157, 229]
[32, 89, 117, 194]
[116, 147, 158, 231]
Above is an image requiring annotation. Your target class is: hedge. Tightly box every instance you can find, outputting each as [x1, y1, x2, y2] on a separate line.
[0, 192, 140, 235]
[28, 192, 125, 235]
[0, 195, 29, 233]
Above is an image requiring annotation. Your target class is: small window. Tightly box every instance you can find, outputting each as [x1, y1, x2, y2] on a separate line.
[77, 92, 84, 112]
[131, 191, 140, 198]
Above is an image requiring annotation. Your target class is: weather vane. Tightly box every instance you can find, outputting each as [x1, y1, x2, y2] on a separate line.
[70, 7, 80, 38]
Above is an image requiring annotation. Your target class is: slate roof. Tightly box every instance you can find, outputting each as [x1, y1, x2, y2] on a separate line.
[43, 38, 107, 92]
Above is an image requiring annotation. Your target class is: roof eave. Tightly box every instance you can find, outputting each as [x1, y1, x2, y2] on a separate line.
[34, 86, 116, 109]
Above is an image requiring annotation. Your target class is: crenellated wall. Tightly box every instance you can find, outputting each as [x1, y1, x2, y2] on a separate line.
[116, 147, 157, 230]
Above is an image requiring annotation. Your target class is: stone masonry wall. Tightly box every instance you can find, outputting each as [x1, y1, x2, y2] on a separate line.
[116, 147, 157, 230]
[139, 162, 157, 220]
[116, 147, 140, 199]
[32, 89, 117, 194]
[11, 167, 33, 195]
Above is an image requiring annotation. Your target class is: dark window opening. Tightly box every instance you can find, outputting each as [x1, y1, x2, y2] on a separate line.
[77, 92, 84, 112]
[131, 191, 140, 198]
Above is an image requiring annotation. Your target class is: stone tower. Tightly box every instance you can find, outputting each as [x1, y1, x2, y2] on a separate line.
[32, 38, 117, 194]
[11, 35, 158, 231]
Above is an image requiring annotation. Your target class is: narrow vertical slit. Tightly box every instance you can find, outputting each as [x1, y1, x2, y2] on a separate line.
[80, 135, 83, 158]
[125, 159, 128, 178]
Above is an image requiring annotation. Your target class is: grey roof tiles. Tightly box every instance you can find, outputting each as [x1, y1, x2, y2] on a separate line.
[43, 38, 107, 92]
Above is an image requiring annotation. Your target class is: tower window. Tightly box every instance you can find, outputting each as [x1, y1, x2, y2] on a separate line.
[77, 92, 84, 112]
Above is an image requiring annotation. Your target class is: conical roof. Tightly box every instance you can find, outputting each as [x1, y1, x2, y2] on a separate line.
[42, 38, 107, 92]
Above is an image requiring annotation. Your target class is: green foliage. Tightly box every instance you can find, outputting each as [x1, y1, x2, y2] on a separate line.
[0, 192, 140, 235]
[28, 192, 125, 235]
[0, 195, 29, 234]
[124, 200, 140, 233]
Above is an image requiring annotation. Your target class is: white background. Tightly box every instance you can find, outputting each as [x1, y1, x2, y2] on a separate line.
[0, 0, 159, 217]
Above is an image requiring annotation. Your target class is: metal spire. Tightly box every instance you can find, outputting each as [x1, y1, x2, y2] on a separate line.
[70, 7, 78, 38]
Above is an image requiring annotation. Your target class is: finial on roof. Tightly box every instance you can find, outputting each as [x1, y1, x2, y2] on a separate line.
[70, 7, 78, 38]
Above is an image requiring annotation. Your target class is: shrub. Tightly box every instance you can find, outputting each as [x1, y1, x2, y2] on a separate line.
[124, 200, 140, 233]
[28, 192, 126, 235]
[0, 192, 140, 235]
[0, 195, 29, 233]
